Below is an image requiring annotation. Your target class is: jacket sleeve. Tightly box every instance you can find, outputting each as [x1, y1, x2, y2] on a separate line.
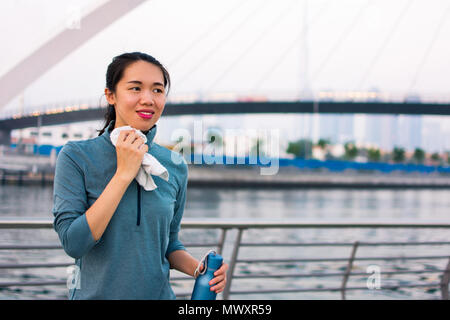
[52, 143, 99, 259]
[165, 158, 188, 258]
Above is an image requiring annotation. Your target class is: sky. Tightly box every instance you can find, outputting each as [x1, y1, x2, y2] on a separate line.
[1, 0, 450, 152]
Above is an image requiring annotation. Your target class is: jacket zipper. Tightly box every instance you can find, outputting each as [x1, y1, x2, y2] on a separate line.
[136, 183, 141, 226]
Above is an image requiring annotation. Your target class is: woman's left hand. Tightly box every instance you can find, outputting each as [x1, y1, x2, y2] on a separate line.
[209, 263, 229, 293]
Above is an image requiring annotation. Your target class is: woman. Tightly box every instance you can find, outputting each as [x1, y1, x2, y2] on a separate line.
[52, 52, 228, 299]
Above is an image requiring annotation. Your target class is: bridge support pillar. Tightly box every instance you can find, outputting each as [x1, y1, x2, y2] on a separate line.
[0, 129, 11, 146]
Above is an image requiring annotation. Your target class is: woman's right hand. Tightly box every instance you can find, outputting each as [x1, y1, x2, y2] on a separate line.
[114, 130, 148, 183]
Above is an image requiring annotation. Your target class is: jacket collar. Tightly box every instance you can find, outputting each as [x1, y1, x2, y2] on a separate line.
[101, 120, 157, 149]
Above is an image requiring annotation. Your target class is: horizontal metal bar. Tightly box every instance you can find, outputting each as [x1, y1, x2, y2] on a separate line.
[358, 241, 450, 246]
[0, 279, 194, 288]
[170, 277, 194, 281]
[177, 243, 219, 247]
[240, 242, 352, 247]
[351, 270, 449, 276]
[0, 245, 63, 250]
[229, 282, 442, 295]
[0, 243, 217, 250]
[1, 275, 444, 291]
[1, 242, 449, 251]
[0, 262, 73, 269]
[232, 269, 447, 279]
[233, 272, 346, 279]
[0, 280, 66, 287]
[236, 255, 450, 264]
[240, 241, 450, 247]
[2, 219, 450, 229]
[175, 292, 191, 298]
[2, 283, 444, 295]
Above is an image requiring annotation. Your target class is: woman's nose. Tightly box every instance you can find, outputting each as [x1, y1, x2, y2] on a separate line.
[140, 90, 154, 105]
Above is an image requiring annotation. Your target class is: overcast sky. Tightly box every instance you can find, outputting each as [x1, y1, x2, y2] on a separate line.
[1, 0, 450, 111]
[1, 0, 450, 152]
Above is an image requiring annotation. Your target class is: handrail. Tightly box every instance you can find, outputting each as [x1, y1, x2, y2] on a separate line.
[0, 219, 449, 300]
[1, 219, 450, 229]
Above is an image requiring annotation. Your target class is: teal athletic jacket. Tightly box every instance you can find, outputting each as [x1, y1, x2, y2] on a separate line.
[52, 121, 188, 299]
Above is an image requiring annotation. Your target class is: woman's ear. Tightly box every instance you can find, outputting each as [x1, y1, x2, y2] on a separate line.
[104, 88, 115, 105]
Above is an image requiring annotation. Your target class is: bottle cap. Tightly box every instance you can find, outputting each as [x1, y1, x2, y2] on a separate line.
[207, 252, 223, 270]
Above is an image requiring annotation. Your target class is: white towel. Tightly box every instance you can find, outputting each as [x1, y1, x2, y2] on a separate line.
[110, 126, 169, 191]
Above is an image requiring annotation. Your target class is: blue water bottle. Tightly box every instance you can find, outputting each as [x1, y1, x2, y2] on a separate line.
[191, 251, 223, 300]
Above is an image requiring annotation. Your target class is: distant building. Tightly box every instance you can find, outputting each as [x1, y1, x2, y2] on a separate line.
[10, 121, 102, 154]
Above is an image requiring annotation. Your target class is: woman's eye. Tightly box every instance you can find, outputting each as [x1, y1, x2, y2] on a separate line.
[154, 88, 163, 93]
[130, 87, 140, 91]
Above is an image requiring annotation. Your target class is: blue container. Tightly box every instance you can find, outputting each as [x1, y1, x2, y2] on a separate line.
[191, 252, 223, 300]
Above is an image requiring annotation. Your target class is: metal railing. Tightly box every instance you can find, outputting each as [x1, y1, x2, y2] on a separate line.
[0, 219, 449, 299]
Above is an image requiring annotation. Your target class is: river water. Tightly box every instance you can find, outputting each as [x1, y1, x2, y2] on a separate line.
[1, 184, 449, 300]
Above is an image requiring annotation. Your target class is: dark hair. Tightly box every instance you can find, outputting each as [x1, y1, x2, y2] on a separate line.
[97, 52, 171, 136]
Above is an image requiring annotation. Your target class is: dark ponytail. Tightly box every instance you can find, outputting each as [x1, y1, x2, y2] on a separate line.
[97, 52, 171, 136]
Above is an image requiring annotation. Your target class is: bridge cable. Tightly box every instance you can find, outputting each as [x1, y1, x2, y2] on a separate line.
[175, 0, 272, 90]
[251, 0, 332, 93]
[166, 0, 246, 68]
[310, 0, 372, 84]
[406, 4, 450, 96]
[203, 0, 298, 93]
[354, 0, 414, 92]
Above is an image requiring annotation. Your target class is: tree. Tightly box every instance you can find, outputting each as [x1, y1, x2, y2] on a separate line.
[317, 139, 330, 149]
[344, 142, 358, 160]
[286, 139, 313, 158]
[392, 147, 405, 163]
[430, 152, 440, 165]
[412, 148, 425, 164]
[367, 147, 381, 162]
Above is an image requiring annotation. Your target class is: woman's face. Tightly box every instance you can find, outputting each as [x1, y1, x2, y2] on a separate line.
[105, 60, 166, 132]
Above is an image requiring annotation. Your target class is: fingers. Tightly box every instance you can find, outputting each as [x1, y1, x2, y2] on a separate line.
[118, 131, 146, 150]
[209, 263, 229, 293]
[213, 263, 229, 277]
[139, 143, 149, 154]
[124, 131, 140, 144]
[118, 130, 134, 143]
[209, 274, 225, 285]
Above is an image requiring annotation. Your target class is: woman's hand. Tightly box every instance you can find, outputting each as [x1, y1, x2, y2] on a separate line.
[114, 130, 148, 183]
[208, 262, 229, 294]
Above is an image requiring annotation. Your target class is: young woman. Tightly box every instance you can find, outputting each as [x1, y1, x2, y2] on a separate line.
[52, 52, 228, 299]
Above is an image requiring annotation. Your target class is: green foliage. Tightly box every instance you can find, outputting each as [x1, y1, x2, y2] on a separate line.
[413, 148, 425, 164]
[344, 142, 358, 160]
[317, 139, 330, 149]
[367, 148, 381, 162]
[286, 139, 313, 158]
[392, 147, 405, 163]
[430, 152, 440, 162]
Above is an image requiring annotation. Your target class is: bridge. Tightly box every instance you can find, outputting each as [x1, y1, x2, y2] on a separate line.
[1, 99, 449, 145]
[1, 1, 450, 145]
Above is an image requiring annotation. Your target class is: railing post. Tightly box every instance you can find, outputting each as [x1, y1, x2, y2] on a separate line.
[341, 241, 359, 300]
[217, 228, 227, 256]
[222, 228, 244, 300]
[440, 256, 450, 300]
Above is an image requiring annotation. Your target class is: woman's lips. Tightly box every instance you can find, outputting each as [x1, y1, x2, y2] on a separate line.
[137, 111, 154, 119]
